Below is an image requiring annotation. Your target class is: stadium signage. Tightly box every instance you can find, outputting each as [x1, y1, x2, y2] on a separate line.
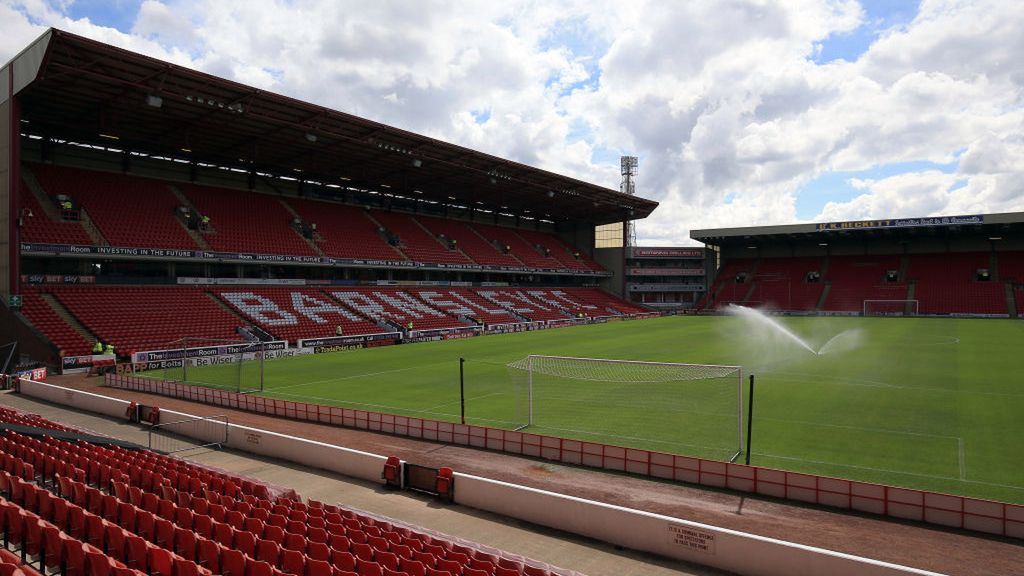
[131, 346, 311, 371]
[16, 367, 47, 381]
[815, 214, 984, 231]
[21, 243, 608, 276]
[61, 353, 115, 373]
[630, 248, 704, 258]
[627, 268, 704, 276]
[405, 326, 480, 343]
[298, 332, 401, 348]
[628, 283, 704, 292]
[131, 341, 287, 364]
[22, 274, 97, 284]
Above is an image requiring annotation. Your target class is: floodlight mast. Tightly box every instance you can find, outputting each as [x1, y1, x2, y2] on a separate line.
[621, 156, 638, 247]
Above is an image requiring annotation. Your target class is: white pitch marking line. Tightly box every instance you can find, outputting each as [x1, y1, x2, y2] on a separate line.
[265, 389, 507, 420]
[755, 452, 1024, 492]
[416, 392, 505, 415]
[771, 371, 1024, 399]
[263, 363, 444, 393]
[758, 416, 959, 440]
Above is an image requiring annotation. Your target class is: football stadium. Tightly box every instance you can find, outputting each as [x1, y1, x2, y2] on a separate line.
[1, 28, 1023, 576]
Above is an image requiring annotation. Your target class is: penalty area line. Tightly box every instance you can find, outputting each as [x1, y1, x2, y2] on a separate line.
[755, 452, 1024, 492]
[262, 361, 448, 393]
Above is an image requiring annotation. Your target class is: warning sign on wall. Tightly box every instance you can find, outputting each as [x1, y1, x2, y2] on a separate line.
[668, 524, 716, 554]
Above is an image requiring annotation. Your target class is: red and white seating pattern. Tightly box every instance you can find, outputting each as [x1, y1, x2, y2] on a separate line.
[216, 288, 388, 343]
[327, 289, 469, 331]
[20, 286, 644, 353]
[475, 290, 569, 322]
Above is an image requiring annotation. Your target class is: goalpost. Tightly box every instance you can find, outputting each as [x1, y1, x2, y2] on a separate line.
[506, 355, 744, 462]
[863, 299, 919, 317]
[155, 337, 267, 393]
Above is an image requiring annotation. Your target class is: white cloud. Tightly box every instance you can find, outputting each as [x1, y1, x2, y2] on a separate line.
[1, 0, 1023, 245]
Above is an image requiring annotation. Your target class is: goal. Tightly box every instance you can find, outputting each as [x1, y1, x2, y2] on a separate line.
[863, 299, 919, 317]
[506, 355, 744, 462]
[147, 337, 268, 393]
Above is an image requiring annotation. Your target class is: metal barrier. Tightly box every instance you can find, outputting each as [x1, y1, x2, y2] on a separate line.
[148, 414, 228, 454]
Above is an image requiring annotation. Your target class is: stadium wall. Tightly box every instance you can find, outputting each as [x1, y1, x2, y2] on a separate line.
[1, 96, 13, 298]
[17, 377, 943, 576]
[103, 373, 1024, 541]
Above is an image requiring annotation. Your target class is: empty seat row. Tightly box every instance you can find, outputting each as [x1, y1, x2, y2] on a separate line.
[26, 163, 602, 275]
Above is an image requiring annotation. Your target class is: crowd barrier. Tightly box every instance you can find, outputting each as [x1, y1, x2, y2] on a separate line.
[18, 378, 943, 576]
[104, 373, 1024, 541]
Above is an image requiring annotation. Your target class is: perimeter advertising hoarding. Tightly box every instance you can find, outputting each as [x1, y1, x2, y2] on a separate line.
[131, 341, 287, 363]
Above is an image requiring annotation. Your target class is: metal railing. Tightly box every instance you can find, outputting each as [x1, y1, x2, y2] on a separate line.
[148, 414, 228, 454]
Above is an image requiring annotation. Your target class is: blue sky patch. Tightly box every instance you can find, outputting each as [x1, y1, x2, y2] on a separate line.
[471, 109, 491, 125]
[813, 0, 920, 64]
[65, 0, 143, 32]
[796, 158, 958, 219]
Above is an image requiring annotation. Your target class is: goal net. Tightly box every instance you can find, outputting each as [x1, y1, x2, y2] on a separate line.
[150, 337, 267, 393]
[506, 355, 743, 462]
[863, 299, 919, 317]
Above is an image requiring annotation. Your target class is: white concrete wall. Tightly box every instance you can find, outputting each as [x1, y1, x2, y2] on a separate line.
[453, 473, 946, 576]
[17, 379, 387, 484]
[16, 380, 945, 576]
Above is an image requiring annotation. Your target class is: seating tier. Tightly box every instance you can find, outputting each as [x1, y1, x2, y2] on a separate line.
[287, 200, 407, 261]
[18, 293, 93, 357]
[370, 212, 473, 265]
[823, 255, 905, 312]
[31, 164, 197, 250]
[416, 217, 521, 267]
[907, 253, 1007, 315]
[47, 286, 242, 356]
[470, 224, 562, 269]
[181, 185, 315, 256]
[17, 183, 93, 246]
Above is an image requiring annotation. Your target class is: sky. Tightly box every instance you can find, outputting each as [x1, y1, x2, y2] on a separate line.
[2, 0, 1023, 246]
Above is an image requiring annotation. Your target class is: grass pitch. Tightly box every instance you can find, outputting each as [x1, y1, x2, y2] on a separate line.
[161, 315, 1024, 504]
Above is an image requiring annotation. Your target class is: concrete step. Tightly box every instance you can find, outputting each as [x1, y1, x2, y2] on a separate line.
[40, 293, 96, 345]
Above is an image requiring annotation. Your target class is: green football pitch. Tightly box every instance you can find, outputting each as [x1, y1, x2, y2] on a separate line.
[158, 315, 1024, 504]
